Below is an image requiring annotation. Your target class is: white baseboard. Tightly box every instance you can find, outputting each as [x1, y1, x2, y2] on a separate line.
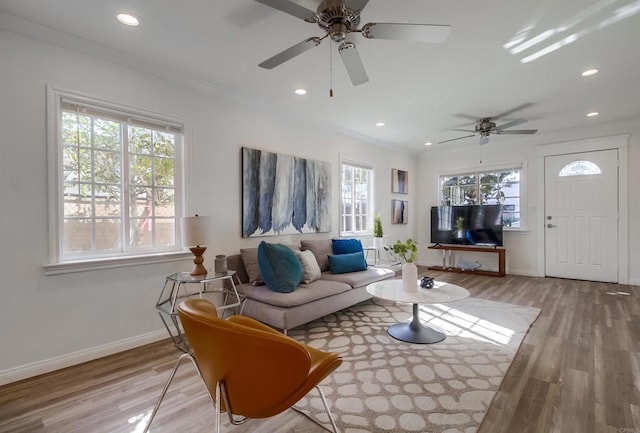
[628, 277, 640, 286]
[0, 329, 168, 386]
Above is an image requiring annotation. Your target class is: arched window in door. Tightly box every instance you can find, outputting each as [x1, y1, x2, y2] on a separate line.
[558, 160, 601, 177]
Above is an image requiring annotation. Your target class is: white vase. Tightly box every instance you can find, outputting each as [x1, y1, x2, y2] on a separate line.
[402, 262, 418, 292]
[373, 237, 384, 249]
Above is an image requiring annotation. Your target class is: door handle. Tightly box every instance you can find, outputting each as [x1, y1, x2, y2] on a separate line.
[547, 223, 556, 228]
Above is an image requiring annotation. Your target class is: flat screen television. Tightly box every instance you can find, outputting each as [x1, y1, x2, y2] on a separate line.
[430, 205, 503, 246]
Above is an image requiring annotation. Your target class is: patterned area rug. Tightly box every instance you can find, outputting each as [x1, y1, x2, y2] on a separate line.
[290, 297, 540, 433]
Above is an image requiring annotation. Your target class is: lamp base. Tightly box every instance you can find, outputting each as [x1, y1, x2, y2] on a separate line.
[189, 246, 208, 276]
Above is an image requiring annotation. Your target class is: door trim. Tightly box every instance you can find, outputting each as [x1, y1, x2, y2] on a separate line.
[536, 134, 629, 284]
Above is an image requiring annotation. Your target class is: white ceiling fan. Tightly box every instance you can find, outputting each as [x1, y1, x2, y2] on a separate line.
[439, 103, 538, 145]
[254, 0, 452, 86]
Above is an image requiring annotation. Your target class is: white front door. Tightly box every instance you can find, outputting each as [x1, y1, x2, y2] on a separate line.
[544, 149, 618, 282]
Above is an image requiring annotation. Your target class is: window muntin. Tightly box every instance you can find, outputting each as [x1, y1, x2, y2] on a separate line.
[341, 163, 373, 234]
[558, 160, 601, 177]
[440, 167, 522, 228]
[56, 97, 182, 262]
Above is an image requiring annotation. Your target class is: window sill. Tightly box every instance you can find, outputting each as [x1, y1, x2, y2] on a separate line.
[43, 251, 193, 276]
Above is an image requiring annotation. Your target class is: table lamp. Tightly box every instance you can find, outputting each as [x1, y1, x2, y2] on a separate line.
[181, 214, 212, 275]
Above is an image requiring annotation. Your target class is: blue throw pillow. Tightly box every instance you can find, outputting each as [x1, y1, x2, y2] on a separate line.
[328, 251, 368, 274]
[257, 242, 303, 293]
[332, 238, 363, 255]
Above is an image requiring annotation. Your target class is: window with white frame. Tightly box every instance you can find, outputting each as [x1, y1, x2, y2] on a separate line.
[439, 166, 523, 228]
[50, 91, 183, 263]
[341, 162, 373, 234]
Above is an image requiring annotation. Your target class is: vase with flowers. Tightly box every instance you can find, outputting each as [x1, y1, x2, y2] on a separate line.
[391, 239, 418, 292]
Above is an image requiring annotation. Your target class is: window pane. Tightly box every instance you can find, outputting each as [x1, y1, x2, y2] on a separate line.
[130, 126, 152, 154]
[94, 150, 121, 184]
[153, 131, 175, 157]
[95, 218, 121, 250]
[458, 175, 476, 185]
[94, 184, 121, 217]
[130, 218, 153, 249]
[156, 218, 176, 247]
[130, 155, 152, 186]
[130, 187, 153, 218]
[154, 157, 175, 187]
[155, 188, 175, 217]
[63, 182, 91, 217]
[93, 118, 120, 150]
[63, 219, 92, 253]
[559, 160, 601, 177]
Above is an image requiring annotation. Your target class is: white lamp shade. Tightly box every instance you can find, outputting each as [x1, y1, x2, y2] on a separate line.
[181, 215, 212, 247]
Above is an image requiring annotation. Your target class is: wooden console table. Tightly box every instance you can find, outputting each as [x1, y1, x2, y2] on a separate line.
[427, 244, 506, 277]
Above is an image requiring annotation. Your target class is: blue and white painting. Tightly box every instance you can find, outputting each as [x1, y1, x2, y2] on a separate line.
[242, 147, 331, 237]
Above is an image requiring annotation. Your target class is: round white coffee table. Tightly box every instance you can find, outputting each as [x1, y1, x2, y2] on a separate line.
[366, 279, 470, 344]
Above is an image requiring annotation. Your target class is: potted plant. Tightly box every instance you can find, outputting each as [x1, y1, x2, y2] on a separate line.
[454, 216, 466, 239]
[373, 214, 384, 249]
[390, 239, 418, 292]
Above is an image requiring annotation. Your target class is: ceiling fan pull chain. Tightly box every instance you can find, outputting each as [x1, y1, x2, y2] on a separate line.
[329, 40, 334, 97]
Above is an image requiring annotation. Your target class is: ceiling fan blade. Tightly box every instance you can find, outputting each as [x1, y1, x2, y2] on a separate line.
[438, 134, 476, 144]
[496, 129, 538, 135]
[496, 118, 527, 130]
[258, 37, 321, 69]
[492, 102, 533, 121]
[254, 0, 317, 22]
[479, 136, 490, 145]
[339, 42, 369, 86]
[452, 128, 476, 133]
[344, 0, 370, 12]
[362, 23, 451, 43]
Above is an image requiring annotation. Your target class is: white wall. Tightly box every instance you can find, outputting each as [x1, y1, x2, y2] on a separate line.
[0, 30, 418, 383]
[417, 119, 640, 282]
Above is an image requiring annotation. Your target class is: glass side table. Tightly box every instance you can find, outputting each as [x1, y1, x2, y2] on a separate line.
[156, 271, 244, 352]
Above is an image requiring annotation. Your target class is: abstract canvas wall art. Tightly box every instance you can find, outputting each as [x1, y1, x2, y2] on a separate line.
[392, 199, 408, 224]
[242, 147, 331, 237]
[392, 169, 408, 194]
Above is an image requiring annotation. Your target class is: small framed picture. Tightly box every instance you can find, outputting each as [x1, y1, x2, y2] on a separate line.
[392, 200, 408, 224]
[392, 169, 408, 194]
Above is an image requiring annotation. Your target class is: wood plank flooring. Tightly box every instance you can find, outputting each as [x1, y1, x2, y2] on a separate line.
[1, 271, 639, 433]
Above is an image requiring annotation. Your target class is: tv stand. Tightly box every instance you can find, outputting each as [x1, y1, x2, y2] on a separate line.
[427, 244, 505, 277]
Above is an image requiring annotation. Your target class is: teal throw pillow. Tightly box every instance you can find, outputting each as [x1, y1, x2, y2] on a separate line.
[257, 242, 304, 293]
[332, 238, 363, 255]
[328, 251, 368, 274]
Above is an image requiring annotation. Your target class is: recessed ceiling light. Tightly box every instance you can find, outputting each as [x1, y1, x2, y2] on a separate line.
[376, 122, 385, 127]
[581, 68, 599, 77]
[424, 142, 433, 146]
[116, 13, 140, 26]
[587, 111, 599, 117]
[294, 88, 307, 95]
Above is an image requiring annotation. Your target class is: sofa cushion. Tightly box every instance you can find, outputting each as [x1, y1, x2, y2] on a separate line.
[328, 251, 368, 274]
[320, 266, 395, 288]
[257, 242, 303, 293]
[300, 239, 333, 272]
[332, 238, 364, 255]
[295, 249, 322, 284]
[240, 247, 264, 286]
[237, 279, 351, 308]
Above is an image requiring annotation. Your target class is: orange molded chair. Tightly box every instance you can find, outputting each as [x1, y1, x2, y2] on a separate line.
[143, 298, 343, 433]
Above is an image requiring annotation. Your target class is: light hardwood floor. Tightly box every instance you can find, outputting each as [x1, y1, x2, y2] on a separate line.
[1, 271, 639, 433]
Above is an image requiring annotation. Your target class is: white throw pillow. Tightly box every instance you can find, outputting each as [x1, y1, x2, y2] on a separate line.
[295, 249, 322, 285]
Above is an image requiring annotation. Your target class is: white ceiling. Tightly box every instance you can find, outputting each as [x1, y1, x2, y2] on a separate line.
[2, 0, 640, 151]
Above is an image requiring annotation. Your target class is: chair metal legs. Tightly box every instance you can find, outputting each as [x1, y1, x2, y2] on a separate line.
[316, 385, 340, 433]
[142, 352, 209, 433]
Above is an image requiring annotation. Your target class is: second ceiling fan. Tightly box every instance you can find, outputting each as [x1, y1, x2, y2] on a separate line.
[255, 0, 451, 86]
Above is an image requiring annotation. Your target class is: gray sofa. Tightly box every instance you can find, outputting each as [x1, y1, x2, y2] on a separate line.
[227, 239, 395, 334]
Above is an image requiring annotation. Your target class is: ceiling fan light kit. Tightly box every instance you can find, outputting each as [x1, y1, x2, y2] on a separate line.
[255, 0, 451, 86]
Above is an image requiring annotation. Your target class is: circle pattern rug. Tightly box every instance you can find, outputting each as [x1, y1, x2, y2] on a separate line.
[290, 297, 540, 433]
